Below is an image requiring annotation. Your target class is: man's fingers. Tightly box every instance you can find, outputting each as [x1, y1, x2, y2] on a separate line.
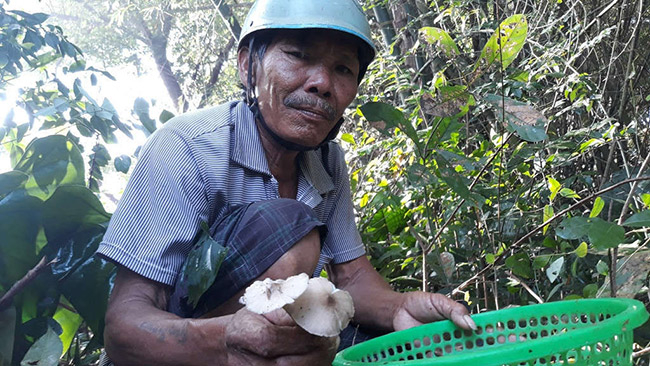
[395, 292, 476, 331]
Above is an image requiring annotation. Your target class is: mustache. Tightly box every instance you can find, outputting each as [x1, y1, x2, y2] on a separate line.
[284, 94, 336, 121]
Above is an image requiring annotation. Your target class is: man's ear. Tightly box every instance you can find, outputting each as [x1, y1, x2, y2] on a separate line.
[237, 47, 254, 88]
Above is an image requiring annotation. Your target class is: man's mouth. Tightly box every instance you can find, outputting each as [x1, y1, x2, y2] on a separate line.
[284, 95, 336, 121]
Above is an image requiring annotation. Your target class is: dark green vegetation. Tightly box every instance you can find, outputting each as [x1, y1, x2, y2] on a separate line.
[1, 0, 649, 364]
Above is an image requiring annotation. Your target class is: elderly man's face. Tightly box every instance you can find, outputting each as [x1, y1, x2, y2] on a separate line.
[241, 29, 361, 148]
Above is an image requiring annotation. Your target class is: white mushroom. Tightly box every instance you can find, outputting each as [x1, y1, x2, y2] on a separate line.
[284, 277, 355, 337]
[239, 273, 310, 314]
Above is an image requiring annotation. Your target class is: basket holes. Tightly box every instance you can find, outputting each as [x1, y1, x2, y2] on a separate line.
[613, 334, 619, 343]
[595, 342, 603, 353]
[404, 342, 413, 351]
[580, 314, 589, 323]
[442, 332, 451, 341]
[388, 348, 396, 356]
[454, 342, 463, 352]
[422, 336, 431, 346]
[486, 336, 495, 345]
[475, 338, 484, 347]
[529, 331, 538, 339]
[598, 313, 605, 321]
[453, 329, 462, 339]
[519, 319, 528, 328]
[425, 350, 433, 358]
[529, 317, 538, 327]
[519, 332, 528, 341]
[497, 335, 506, 344]
[433, 334, 442, 343]
[412, 339, 422, 349]
[539, 357, 547, 364]
[465, 340, 474, 349]
[434, 347, 443, 356]
[372, 353, 379, 361]
[444, 345, 452, 354]
[406, 354, 415, 360]
[475, 326, 484, 335]
[485, 324, 494, 333]
[463, 329, 473, 337]
[560, 314, 569, 324]
[590, 313, 597, 323]
[571, 314, 579, 323]
[496, 321, 505, 331]
[540, 330, 549, 337]
[551, 315, 559, 325]
[507, 320, 517, 329]
[508, 333, 518, 342]
[416, 352, 424, 360]
[380, 350, 387, 359]
[395, 345, 404, 353]
[605, 313, 612, 319]
[540, 316, 548, 325]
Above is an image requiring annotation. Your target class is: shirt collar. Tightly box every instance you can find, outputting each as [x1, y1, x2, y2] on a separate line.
[230, 101, 335, 196]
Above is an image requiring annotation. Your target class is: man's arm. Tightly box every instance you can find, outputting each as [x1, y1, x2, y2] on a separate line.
[328, 256, 476, 333]
[104, 267, 337, 366]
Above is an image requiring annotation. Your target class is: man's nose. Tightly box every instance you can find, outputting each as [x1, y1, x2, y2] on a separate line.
[305, 64, 333, 98]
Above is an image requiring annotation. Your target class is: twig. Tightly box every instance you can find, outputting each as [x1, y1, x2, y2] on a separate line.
[508, 274, 544, 304]
[452, 176, 650, 296]
[633, 346, 650, 359]
[425, 133, 514, 253]
[0, 256, 56, 312]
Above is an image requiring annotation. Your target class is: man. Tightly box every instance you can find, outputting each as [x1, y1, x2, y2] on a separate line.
[98, 1, 476, 365]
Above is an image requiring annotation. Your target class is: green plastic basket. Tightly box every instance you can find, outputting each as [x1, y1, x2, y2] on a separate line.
[333, 298, 649, 366]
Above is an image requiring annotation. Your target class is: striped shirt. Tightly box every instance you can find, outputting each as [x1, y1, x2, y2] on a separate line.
[97, 100, 365, 286]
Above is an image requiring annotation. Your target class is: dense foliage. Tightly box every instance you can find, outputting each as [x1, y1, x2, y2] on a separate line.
[0, 0, 649, 365]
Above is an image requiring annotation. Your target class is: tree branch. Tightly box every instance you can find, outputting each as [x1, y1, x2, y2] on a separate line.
[0, 256, 56, 312]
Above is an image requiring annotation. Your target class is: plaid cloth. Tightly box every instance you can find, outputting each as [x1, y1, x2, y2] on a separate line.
[168, 198, 327, 318]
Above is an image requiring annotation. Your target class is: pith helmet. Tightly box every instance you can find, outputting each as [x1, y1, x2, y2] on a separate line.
[239, 0, 376, 61]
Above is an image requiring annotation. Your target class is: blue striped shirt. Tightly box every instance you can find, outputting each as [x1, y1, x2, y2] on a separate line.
[97, 100, 365, 286]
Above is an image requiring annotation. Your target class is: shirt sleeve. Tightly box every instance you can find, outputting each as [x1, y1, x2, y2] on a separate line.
[96, 127, 211, 286]
[321, 144, 366, 265]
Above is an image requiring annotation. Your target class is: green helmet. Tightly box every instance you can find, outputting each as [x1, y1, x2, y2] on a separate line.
[239, 0, 376, 63]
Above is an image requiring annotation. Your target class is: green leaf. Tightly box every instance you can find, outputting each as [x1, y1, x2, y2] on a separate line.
[575, 242, 588, 258]
[360, 102, 421, 151]
[435, 154, 472, 200]
[0, 191, 43, 287]
[52, 299, 82, 355]
[0, 307, 16, 366]
[556, 216, 590, 240]
[340, 133, 356, 145]
[543, 204, 554, 234]
[14, 135, 85, 200]
[419, 27, 460, 58]
[20, 326, 62, 366]
[134, 98, 156, 134]
[484, 94, 548, 142]
[0, 170, 28, 197]
[114, 155, 131, 174]
[583, 284, 598, 298]
[587, 218, 625, 250]
[159, 109, 175, 124]
[505, 252, 533, 278]
[532, 255, 550, 269]
[622, 210, 650, 228]
[475, 14, 528, 73]
[596, 260, 609, 275]
[559, 188, 580, 199]
[73, 78, 98, 106]
[42, 185, 111, 241]
[486, 253, 496, 264]
[182, 223, 229, 308]
[590, 197, 604, 218]
[641, 193, 650, 209]
[545, 257, 564, 283]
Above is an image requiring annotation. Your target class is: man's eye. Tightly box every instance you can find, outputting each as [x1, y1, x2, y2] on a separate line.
[287, 51, 307, 59]
[337, 65, 353, 75]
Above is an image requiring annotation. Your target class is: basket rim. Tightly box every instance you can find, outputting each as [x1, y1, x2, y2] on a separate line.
[334, 298, 649, 366]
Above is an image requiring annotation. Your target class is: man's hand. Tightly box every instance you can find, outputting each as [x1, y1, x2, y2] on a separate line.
[392, 291, 476, 332]
[225, 308, 339, 366]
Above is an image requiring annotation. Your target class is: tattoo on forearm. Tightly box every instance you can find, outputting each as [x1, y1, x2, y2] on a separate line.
[138, 321, 188, 344]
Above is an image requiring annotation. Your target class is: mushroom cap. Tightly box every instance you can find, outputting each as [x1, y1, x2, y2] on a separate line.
[240, 273, 310, 314]
[284, 277, 355, 337]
